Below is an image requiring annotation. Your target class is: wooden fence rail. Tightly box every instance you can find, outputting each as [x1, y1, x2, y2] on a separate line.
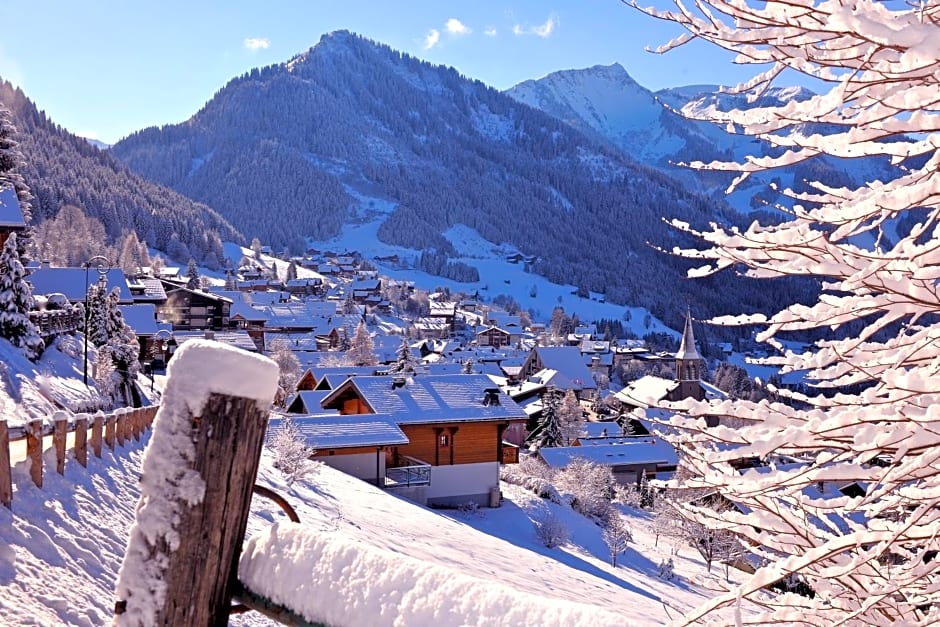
[0, 405, 159, 509]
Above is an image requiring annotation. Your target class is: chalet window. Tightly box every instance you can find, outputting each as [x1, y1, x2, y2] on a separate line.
[439, 434, 450, 447]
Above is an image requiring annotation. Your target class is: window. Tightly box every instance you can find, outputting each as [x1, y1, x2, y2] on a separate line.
[439, 434, 450, 447]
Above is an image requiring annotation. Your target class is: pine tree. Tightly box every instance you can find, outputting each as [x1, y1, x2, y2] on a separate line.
[85, 281, 110, 348]
[530, 387, 564, 449]
[286, 260, 298, 282]
[0, 233, 43, 359]
[389, 337, 418, 374]
[185, 259, 199, 290]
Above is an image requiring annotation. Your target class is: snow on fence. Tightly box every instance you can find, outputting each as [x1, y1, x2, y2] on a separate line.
[27, 308, 83, 337]
[0, 405, 158, 508]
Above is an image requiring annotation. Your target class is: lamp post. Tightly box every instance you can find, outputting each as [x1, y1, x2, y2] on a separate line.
[83, 255, 112, 386]
[150, 329, 172, 395]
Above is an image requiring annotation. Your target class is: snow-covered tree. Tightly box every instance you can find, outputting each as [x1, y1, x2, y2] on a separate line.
[285, 260, 298, 282]
[185, 259, 199, 290]
[628, 1, 940, 622]
[346, 320, 377, 366]
[0, 106, 34, 261]
[92, 345, 118, 407]
[389, 337, 418, 374]
[555, 458, 615, 522]
[268, 416, 317, 485]
[269, 339, 302, 402]
[105, 288, 141, 406]
[0, 233, 43, 359]
[529, 387, 564, 450]
[532, 508, 568, 549]
[601, 513, 633, 567]
[558, 389, 585, 445]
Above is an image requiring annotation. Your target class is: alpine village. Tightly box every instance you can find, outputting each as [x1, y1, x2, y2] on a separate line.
[1, 3, 938, 627]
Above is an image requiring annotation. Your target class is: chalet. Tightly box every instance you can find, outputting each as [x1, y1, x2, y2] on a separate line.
[158, 286, 232, 330]
[285, 390, 332, 414]
[0, 186, 27, 250]
[428, 301, 457, 335]
[270, 415, 409, 486]
[349, 278, 382, 303]
[296, 365, 383, 391]
[476, 325, 512, 348]
[521, 346, 597, 397]
[318, 374, 527, 507]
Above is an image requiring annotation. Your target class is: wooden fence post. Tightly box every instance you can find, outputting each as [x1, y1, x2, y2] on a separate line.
[92, 412, 104, 458]
[116, 409, 127, 447]
[74, 414, 89, 468]
[0, 419, 11, 508]
[53, 411, 68, 476]
[131, 408, 141, 442]
[114, 340, 278, 626]
[26, 418, 42, 488]
[105, 414, 116, 450]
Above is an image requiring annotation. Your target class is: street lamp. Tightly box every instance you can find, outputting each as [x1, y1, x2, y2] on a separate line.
[150, 329, 172, 395]
[83, 255, 112, 386]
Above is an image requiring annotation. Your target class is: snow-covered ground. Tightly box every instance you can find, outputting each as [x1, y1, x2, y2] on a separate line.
[0, 336, 745, 626]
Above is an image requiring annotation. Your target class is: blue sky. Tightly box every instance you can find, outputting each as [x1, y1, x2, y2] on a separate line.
[0, 1, 761, 144]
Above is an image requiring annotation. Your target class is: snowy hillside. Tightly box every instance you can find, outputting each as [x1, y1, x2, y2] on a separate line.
[0, 339, 746, 625]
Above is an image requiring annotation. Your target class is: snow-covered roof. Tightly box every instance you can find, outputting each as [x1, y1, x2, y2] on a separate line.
[271, 415, 409, 449]
[583, 422, 633, 438]
[117, 304, 159, 335]
[539, 438, 678, 469]
[172, 330, 259, 353]
[230, 301, 270, 322]
[27, 267, 134, 303]
[613, 376, 679, 409]
[323, 374, 527, 425]
[286, 390, 333, 414]
[128, 277, 166, 301]
[533, 347, 597, 389]
[0, 186, 26, 228]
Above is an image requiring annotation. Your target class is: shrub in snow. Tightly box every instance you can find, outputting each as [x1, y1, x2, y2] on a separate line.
[555, 458, 615, 522]
[657, 557, 676, 582]
[269, 417, 318, 485]
[457, 500, 484, 519]
[533, 508, 568, 548]
[500, 459, 565, 504]
[613, 483, 642, 509]
[268, 339, 301, 403]
[55, 334, 82, 359]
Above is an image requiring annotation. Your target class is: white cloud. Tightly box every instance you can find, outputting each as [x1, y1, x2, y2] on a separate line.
[244, 37, 270, 51]
[445, 18, 470, 35]
[424, 29, 441, 50]
[532, 15, 557, 38]
[484, 26, 497, 37]
[512, 15, 558, 38]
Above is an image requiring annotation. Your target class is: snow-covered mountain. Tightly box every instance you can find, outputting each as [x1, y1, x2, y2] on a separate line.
[111, 31, 806, 330]
[507, 66, 900, 215]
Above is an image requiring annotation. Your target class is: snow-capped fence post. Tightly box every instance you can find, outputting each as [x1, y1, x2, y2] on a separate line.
[114, 339, 279, 627]
[74, 414, 89, 468]
[26, 418, 42, 488]
[91, 411, 104, 458]
[0, 419, 11, 508]
[105, 414, 116, 450]
[53, 411, 68, 475]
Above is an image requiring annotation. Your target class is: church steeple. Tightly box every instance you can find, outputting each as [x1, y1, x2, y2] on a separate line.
[675, 309, 705, 400]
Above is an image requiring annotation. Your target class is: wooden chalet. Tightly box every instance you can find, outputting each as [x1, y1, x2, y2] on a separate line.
[476, 325, 512, 348]
[157, 285, 232, 330]
[317, 374, 527, 507]
[0, 186, 27, 250]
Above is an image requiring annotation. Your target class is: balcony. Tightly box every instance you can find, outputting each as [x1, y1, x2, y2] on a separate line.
[384, 455, 431, 488]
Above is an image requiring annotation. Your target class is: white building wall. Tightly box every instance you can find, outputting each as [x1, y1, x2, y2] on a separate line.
[321, 452, 384, 485]
[427, 461, 499, 506]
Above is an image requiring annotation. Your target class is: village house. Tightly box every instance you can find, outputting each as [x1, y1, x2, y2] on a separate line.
[157, 285, 232, 330]
[0, 187, 27, 250]
[520, 345, 597, 398]
[309, 374, 527, 507]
